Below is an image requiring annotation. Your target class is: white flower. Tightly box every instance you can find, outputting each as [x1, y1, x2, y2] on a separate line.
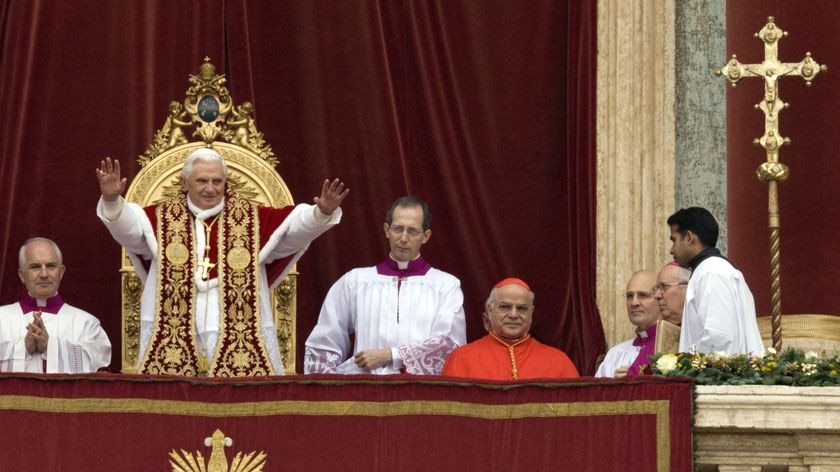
[766, 347, 777, 355]
[805, 351, 820, 360]
[710, 351, 726, 361]
[656, 354, 678, 373]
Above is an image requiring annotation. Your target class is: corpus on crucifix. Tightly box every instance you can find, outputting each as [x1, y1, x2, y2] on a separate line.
[715, 16, 826, 351]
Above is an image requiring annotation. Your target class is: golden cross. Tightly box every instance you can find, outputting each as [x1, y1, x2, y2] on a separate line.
[197, 257, 216, 280]
[716, 16, 826, 169]
[715, 17, 826, 351]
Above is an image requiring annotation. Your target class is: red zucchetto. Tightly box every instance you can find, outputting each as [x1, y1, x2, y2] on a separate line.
[492, 277, 531, 291]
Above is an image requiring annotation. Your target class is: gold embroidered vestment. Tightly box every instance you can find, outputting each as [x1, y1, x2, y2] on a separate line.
[140, 193, 273, 376]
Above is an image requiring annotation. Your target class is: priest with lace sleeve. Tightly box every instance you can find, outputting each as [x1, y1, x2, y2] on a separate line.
[304, 196, 466, 375]
[0, 238, 111, 373]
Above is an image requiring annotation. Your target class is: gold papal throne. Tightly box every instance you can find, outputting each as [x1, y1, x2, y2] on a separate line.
[119, 57, 297, 373]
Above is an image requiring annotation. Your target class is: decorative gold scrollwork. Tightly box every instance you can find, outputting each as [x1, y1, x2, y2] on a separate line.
[169, 429, 267, 472]
[756, 162, 790, 182]
[138, 58, 277, 167]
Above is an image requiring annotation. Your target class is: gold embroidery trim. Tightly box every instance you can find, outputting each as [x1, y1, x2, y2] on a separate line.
[211, 194, 272, 376]
[141, 194, 275, 377]
[141, 198, 200, 376]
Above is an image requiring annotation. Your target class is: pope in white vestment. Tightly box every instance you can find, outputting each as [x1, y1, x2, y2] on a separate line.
[96, 150, 348, 376]
[304, 197, 466, 375]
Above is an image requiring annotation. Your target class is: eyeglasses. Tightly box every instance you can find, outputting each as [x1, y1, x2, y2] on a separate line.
[388, 225, 425, 237]
[624, 291, 653, 301]
[652, 282, 688, 293]
[492, 302, 534, 315]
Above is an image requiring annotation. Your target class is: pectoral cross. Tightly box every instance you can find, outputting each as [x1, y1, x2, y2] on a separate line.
[715, 17, 826, 351]
[197, 257, 216, 280]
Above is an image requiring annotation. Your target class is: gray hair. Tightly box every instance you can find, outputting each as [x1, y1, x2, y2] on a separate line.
[182, 147, 229, 181]
[19, 237, 63, 268]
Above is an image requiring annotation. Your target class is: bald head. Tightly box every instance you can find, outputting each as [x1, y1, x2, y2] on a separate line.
[625, 271, 659, 330]
[483, 279, 535, 341]
[18, 238, 65, 299]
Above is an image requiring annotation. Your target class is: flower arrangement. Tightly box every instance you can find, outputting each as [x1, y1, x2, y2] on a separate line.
[649, 347, 840, 386]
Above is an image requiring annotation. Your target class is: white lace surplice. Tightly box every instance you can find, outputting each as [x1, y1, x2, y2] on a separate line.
[305, 266, 466, 375]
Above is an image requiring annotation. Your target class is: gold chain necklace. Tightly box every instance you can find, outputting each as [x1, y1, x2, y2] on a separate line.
[489, 332, 531, 379]
[196, 213, 220, 375]
[197, 215, 220, 280]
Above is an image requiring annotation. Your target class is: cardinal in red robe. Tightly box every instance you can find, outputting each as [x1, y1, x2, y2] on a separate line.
[443, 277, 578, 380]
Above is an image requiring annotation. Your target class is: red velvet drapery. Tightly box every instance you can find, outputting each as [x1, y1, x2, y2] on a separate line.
[0, 1, 604, 373]
[0, 373, 695, 472]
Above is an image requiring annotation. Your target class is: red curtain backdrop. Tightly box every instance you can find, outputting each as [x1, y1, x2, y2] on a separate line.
[0, 373, 695, 472]
[726, 2, 840, 318]
[0, 1, 604, 373]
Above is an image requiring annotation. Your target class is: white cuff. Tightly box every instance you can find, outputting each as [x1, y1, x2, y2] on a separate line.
[312, 205, 334, 224]
[390, 347, 404, 370]
[101, 196, 125, 221]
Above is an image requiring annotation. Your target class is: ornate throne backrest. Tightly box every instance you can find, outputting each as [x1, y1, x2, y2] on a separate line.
[120, 57, 298, 374]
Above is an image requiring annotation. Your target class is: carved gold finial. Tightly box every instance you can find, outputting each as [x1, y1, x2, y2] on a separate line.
[138, 58, 278, 167]
[199, 58, 217, 81]
[757, 161, 789, 182]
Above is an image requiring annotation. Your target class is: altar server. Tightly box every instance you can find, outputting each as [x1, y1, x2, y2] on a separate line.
[305, 196, 466, 375]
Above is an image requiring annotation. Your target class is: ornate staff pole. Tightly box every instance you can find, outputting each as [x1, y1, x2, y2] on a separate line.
[716, 17, 826, 351]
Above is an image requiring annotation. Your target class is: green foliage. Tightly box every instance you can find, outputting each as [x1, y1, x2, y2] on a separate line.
[649, 347, 840, 386]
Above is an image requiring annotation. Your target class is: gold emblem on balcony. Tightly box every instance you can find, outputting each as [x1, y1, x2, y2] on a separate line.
[169, 429, 267, 472]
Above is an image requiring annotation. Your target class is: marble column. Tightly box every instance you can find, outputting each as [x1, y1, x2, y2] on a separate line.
[596, 0, 726, 349]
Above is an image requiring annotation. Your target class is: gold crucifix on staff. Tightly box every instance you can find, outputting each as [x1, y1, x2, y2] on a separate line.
[715, 16, 826, 351]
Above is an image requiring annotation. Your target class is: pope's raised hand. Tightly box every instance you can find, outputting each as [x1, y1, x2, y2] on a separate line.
[313, 178, 349, 216]
[97, 157, 127, 202]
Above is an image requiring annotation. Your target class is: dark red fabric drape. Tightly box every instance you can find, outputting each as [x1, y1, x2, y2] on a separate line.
[0, 1, 604, 373]
[0, 373, 695, 472]
[726, 2, 840, 318]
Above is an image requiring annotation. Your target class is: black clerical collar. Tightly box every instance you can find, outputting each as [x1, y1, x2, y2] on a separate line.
[688, 247, 734, 275]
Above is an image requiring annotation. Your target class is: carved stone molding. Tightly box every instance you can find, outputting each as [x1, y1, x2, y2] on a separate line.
[696, 386, 840, 471]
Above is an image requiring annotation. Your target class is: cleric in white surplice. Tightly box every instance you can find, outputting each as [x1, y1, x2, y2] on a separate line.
[0, 238, 111, 373]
